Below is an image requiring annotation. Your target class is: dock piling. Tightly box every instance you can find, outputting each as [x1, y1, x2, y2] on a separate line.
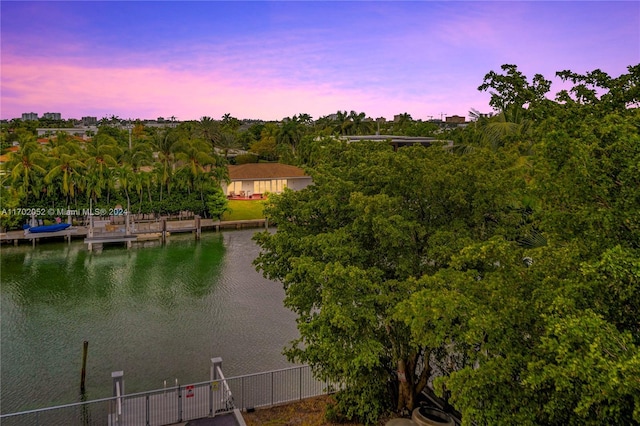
[80, 341, 89, 393]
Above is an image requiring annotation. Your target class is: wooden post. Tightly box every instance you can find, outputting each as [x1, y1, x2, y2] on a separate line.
[195, 215, 201, 240]
[80, 340, 89, 393]
[162, 218, 167, 244]
[88, 212, 94, 238]
[126, 199, 131, 236]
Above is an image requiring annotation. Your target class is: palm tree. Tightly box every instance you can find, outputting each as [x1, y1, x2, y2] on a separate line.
[7, 137, 47, 202]
[114, 164, 134, 212]
[85, 133, 121, 203]
[195, 116, 221, 149]
[470, 106, 532, 151]
[277, 118, 303, 154]
[45, 152, 87, 205]
[349, 111, 374, 135]
[221, 113, 241, 132]
[44, 133, 87, 205]
[394, 112, 413, 134]
[296, 113, 313, 125]
[121, 138, 153, 172]
[175, 138, 218, 197]
[151, 128, 180, 200]
[332, 110, 351, 135]
[139, 170, 154, 206]
[214, 131, 241, 159]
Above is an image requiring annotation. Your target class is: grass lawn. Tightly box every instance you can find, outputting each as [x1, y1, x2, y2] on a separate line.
[221, 199, 266, 221]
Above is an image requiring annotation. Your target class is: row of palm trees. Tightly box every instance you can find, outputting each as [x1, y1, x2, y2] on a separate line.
[2, 110, 450, 223]
[3, 124, 228, 218]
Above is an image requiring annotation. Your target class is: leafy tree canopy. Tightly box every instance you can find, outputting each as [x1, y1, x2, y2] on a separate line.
[254, 141, 527, 422]
[255, 64, 640, 424]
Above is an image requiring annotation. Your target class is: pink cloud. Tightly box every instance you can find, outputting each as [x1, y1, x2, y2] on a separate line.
[2, 54, 487, 121]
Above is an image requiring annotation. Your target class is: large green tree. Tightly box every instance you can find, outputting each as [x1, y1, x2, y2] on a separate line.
[255, 64, 639, 425]
[254, 141, 524, 422]
[397, 65, 640, 425]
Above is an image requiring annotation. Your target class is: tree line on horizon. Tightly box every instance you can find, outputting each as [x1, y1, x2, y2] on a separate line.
[253, 64, 640, 424]
[0, 108, 444, 230]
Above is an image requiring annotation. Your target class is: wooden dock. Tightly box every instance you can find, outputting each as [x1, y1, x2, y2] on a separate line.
[1, 227, 87, 246]
[84, 234, 139, 250]
[1, 218, 269, 249]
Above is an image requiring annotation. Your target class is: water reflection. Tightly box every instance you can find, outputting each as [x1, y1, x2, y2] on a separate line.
[1, 230, 298, 414]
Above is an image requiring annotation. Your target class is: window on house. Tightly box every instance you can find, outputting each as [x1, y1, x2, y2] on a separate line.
[227, 181, 242, 195]
[254, 179, 288, 194]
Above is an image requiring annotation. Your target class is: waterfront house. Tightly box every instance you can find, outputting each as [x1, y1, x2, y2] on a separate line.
[225, 163, 312, 199]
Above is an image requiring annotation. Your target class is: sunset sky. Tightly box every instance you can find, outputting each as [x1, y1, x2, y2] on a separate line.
[1, 1, 638, 122]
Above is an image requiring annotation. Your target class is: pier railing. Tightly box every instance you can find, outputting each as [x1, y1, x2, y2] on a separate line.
[0, 364, 336, 426]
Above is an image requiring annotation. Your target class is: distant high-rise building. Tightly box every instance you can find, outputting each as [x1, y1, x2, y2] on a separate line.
[43, 112, 62, 120]
[81, 116, 98, 126]
[22, 112, 38, 121]
[445, 115, 465, 124]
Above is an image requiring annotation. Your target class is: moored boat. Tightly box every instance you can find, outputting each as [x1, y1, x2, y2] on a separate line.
[24, 223, 72, 233]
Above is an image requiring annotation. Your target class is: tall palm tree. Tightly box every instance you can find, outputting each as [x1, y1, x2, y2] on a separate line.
[151, 128, 180, 200]
[195, 116, 221, 149]
[277, 118, 303, 155]
[296, 113, 313, 125]
[139, 170, 154, 206]
[214, 131, 241, 159]
[221, 113, 241, 132]
[114, 164, 134, 211]
[7, 137, 47, 202]
[394, 112, 413, 134]
[349, 110, 374, 135]
[44, 152, 87, 205]
[120, 138, 153, 172]
[85, 133, 121, 203]
[332, 110, 351, 135]
[44, 133, 87, 205]
[175, 138, 218, 197]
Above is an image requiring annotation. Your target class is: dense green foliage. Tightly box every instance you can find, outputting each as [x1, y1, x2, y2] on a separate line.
[1, 111, 441, 229]
[254, 64, 640, 424]
[0, 120, 233, 228]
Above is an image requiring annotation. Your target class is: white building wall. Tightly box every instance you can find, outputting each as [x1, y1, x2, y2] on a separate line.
[286, 177, 313, 191]
[225, 177, 312, 196]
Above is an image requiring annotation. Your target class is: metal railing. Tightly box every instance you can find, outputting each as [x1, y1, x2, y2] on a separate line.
[0, 365, 336, 426]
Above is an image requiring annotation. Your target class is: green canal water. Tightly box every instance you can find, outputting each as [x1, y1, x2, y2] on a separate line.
[0, 229, 298, 414]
